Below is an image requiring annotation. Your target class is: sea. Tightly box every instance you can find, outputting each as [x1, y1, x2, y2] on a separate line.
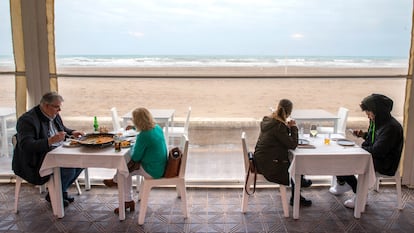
[0, 55, 408, 68]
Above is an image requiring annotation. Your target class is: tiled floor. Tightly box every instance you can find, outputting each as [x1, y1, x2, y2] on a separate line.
[1, 182, 413, 233]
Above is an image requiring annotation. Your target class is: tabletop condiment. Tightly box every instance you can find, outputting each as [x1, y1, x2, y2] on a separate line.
[93, 116, 99, 133]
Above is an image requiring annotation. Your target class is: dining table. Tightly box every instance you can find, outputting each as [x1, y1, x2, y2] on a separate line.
[289, 134, 376, 219]
[39, 143, 131, 220]
[291, 109, 339, 133]
[122, 108, 175, 144]
[0, 107, 15, 157]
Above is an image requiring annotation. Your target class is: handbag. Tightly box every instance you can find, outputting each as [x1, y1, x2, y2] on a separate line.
[244, 151, 257, 195]
[127, 159, 141, 173]
[163, 147, 182, 178]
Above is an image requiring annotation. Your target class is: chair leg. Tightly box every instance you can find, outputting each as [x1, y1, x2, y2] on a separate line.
[375, 178, 380, 192]
[177, 180, 188, 218]
[75, 179, 82, 195]
[279, 185, 289, 218]
[84, 168, 91, 191]
[396, 176, 403, 210]
[138, 182, 151, 225]
[14, 176, 22, 214]
[39, 184, 47, 194]
[241, 173, 252, 213]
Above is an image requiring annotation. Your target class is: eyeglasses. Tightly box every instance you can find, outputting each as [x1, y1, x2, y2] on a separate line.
[48, 104, 62, 110]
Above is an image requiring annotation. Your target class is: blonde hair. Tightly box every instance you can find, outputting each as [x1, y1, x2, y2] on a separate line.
[271, 99, 293, 122]
[132, 107, 156, 131]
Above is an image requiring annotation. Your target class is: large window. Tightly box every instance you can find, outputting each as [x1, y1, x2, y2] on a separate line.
[54, 0, 411, 122]
[53, 1, 412, 184]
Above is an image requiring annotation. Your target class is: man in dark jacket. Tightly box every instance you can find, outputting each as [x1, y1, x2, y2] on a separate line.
[12, 92, 84, 207]
[329, 94, 403, 208]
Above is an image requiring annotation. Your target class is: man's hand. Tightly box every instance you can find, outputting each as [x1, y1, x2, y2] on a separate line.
[49, 131, 66, 145]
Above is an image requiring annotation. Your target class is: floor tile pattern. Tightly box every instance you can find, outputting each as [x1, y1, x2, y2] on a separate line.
[1, 183, 413, 233]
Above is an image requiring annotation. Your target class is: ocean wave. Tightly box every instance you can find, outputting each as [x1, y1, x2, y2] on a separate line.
[0, 55, 408, 68]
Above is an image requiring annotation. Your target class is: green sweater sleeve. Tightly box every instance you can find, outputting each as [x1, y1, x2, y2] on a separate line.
[131, 125, 168, 178]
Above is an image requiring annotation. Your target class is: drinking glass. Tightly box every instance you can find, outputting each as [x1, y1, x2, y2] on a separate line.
[310, 124, 318, 137]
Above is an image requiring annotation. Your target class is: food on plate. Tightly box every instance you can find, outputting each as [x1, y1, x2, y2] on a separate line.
[69, 140, 79, 146]
[120, 140, 131, 147]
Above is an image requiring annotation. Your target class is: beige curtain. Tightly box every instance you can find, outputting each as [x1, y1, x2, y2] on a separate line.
[402, 6, 414, 187]
[10, 0, 57, 118]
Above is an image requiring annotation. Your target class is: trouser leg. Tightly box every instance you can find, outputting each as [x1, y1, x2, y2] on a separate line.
[60, 168, 84, 192]
[336, 175, 357, 193]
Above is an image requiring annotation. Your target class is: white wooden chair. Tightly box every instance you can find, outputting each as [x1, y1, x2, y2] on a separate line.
[241, 132, 289, 217]
[374, 167, 403, 210]
[165, 107, 191, 146]
[318, 107, 349, 135]
[136, 134, 189, 225]
[13, 136, 82, 213]
[317, 107, 349, 135]
[110, 107, 123, 133]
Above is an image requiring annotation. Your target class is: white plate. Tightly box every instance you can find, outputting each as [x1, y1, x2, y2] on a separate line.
[337, 139, 355, 146]
[123, 130, 138, 137]
[298, 138, 310, 145]
[63, 141, 81, 148]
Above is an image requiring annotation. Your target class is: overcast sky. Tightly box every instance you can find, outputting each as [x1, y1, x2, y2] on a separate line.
[1, 0, 413, 57]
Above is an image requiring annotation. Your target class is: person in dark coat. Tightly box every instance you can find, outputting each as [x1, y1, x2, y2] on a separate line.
[12, 92, 84, 207]
[254, 99, 312, 206]
[329, 93, 404, 209]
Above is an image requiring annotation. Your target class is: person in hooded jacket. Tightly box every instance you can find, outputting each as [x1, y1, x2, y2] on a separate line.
[329, 93, 403, 209]
[254, 99, 312, 207]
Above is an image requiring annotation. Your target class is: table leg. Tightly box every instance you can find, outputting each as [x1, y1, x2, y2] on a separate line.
[117, 172, 126, 221]
[51, 168, 64, 218]
[354, 173, 366, 218]
[293, 174, 301, 219]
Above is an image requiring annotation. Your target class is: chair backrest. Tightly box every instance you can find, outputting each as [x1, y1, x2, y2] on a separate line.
[183, 107, 192, 133]
[241, 132, 250, 174]
[178, 134, 189, 178]
[110, 107, 121, 132]
[337, 107, 349, 134]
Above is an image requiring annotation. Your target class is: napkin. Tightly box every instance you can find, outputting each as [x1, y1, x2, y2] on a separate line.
[297, 144, 316, 149]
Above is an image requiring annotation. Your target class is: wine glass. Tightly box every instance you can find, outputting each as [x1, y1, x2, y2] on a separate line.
[310, 124, 318, 137]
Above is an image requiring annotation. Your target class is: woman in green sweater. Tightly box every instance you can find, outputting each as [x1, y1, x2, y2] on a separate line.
[104, 107, 167, 214]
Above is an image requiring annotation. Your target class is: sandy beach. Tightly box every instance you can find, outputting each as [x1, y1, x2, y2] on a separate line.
[0, 66, 407, 132]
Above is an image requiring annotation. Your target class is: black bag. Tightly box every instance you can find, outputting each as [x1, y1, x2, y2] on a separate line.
[244, 151, 257, 195]
[127, 159, 141, 173]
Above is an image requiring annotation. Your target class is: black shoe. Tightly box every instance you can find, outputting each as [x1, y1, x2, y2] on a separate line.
[290, 196, 312, 207]
[45, 193, 69, 207]
[301, 178, 313, 188]
[63, 192, 75, 203]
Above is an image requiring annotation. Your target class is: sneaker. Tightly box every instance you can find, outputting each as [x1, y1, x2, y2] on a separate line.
[329, 183, 352, 195]
[290, 196, 312, 207]
[344, 196, 356, 209]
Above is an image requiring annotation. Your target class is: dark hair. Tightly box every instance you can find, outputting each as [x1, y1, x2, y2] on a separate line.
[273, 99, 293, 122]
[40, 91, 64, 105]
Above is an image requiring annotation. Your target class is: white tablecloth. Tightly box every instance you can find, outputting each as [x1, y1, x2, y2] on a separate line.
[39, 145, 131, 220]
[289, 134, 376, 219]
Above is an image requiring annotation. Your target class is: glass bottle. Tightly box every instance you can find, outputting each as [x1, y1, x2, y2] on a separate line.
[93, 116, 99, 133]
